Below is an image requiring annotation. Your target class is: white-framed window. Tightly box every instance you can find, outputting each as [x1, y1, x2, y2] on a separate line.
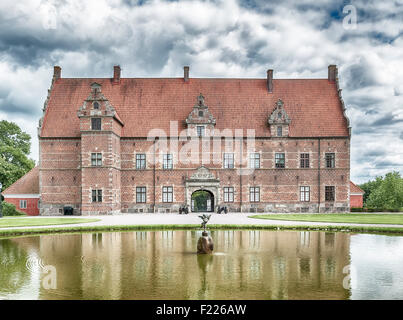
[163, 154, 173, 170]
[249, 153, 260, 169]
[92, 190, 103, 202]
[300, 186, 310, 202]
[250, 187, 260, 202]
[136, 187, 146, 203]
[196, 126, 205, 137]
[325, 186, 335, 201]
[224, 187, 234, 202]
[277, 126, 282, 137]
[275, 153, 285, 168]
[91, 118, 101, 130]
[162, 186, 173, 203]
[325, 153, 336, 168]
[224, 153, 234, 169]
[300, 153, 310, 168]
[91, 153, 102, 166]
[136, 154, 146, 170]
[19, 200, 27, 209]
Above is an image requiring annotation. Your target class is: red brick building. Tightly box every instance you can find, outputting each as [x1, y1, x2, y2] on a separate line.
[349, 181, 364, 208]
[37, 65, 351, 215]
[3, 167, 40, 216]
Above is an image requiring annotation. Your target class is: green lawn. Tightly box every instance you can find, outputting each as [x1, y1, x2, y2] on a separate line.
[0, 217, 100, 228]
[250, 214, 403, 225]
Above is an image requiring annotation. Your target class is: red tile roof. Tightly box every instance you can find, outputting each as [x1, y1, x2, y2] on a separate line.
[40, 77, 350, 138]
[2, 167, 39, 195]
[350, 181, 364, 194]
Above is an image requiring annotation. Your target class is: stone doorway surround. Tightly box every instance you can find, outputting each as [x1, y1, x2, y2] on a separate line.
[185, 166, 220, 212]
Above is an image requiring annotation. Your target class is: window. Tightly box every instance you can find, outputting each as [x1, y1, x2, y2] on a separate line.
[300, 153, 310, 168]
[197, 126, 205, 137]
[224, 187, 234, 202]
[162, 186, 173, 203]
[199, 110, 204, 117]
[91, 118, 101, 130]
[300, 186, 310, 202]
[325, 186, 335, 201]
[249, 153, 260, 169]
[92, 190, 103, 202]
[277, 126, 282, 137]
[136, 154, 146, 170]
[163, 154, 173, 170]
[224, 153, 234, 169]
[275, 153, 285, 168]
[250, 187, 260, 202]
[93, 101, 100, 109]
[136, 187, 146, 203]
[325, 153, 335, 168]
[91, 153, 102, 166]
[19, 200, 27, 209]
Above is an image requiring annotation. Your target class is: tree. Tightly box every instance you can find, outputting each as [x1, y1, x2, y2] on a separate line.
[360, 176, 383, 204]
[366, 171, 403, 209]
[0, 120, 35, 190]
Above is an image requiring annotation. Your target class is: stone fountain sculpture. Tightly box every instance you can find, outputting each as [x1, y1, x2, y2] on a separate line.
[197, 214, 214, 254]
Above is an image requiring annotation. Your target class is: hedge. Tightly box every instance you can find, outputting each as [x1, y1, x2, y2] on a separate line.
[1, 202, 26, 216]
[351, 207, 403, 212]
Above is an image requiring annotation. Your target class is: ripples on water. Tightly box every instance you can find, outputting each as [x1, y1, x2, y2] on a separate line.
[0, 230, 402, 300]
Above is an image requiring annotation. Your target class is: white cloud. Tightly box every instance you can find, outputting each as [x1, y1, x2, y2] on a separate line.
[0, 0, 402, 183]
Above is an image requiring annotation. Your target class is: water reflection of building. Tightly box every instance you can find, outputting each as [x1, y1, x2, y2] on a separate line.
[9, 230, 351, 300]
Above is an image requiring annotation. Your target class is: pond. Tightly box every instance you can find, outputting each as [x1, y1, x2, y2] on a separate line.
[0, 230, 403, 300]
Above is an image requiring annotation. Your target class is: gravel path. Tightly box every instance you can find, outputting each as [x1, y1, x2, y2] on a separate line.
[1, 213, 403, 230]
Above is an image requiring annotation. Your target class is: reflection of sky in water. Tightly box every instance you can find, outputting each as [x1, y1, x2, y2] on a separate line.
[350, 234, 403, 300]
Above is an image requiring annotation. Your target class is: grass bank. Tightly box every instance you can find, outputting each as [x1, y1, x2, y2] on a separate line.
[0, 217, 100, 228]
[1, 223, 403, 239]
[250, 214, 403, 225]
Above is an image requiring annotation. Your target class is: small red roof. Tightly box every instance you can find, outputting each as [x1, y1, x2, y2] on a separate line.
[39, 77, 350, 138]
[2, 167, 39, 195]
[350, 181, 364, 194]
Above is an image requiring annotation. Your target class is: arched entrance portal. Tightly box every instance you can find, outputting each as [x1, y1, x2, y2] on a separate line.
[191, 190, 214, 212]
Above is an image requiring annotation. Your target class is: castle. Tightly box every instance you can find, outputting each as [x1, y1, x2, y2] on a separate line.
[37, 65, 351, 215]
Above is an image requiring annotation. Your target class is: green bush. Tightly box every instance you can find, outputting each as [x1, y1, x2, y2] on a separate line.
[1, 202, 26, 216]
[351, 207, 403, 213]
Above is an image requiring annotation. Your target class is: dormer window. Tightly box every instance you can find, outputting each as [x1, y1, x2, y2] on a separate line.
[197, 126, 205, 137]
[199, 110, 204, 117]
[93, 101, 100, 109]
[91, 118, 101, 130]
[268, 99, 291, 138]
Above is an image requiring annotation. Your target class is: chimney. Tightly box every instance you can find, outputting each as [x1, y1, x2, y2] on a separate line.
[113, 65, 121, 84]
[267, 69, 273, 93]
[184, 66, 189, 82]
[328, 65, 338, 82]
[53, 66, 61, 81]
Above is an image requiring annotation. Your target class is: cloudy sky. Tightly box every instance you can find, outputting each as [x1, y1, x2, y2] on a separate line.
[0, 0, 402, 183]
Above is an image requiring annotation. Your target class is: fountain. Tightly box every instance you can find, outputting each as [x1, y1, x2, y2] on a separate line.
[197, 214, 214, 254]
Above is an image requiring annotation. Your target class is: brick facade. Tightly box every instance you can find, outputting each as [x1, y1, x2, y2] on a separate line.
[38, 65, 351, 215]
